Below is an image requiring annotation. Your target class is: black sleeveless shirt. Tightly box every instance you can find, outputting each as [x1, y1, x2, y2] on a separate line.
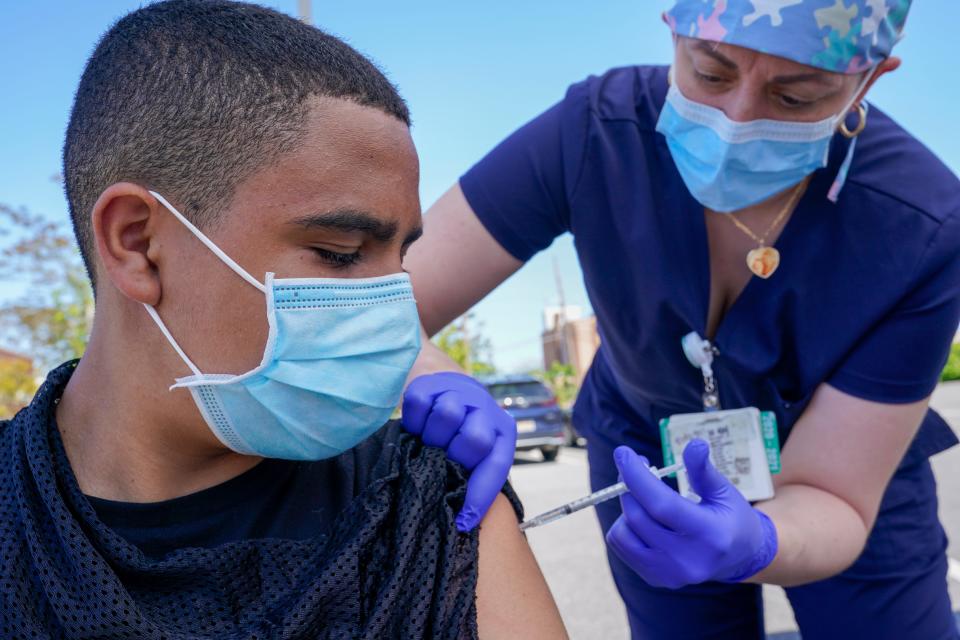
[0, 361, 521, 639]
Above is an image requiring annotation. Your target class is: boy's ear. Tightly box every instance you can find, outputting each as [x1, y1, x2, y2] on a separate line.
[90, 183, 165, 306]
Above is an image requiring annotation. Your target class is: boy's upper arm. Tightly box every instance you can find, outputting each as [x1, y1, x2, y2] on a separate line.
[475, 493, 568, 639]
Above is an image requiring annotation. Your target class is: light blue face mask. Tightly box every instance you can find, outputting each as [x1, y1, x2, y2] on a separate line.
[655, 76, 870, 213]
[144, 191, 422, 460]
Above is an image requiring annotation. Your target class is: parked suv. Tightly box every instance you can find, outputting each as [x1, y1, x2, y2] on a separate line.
[484, 375, 566, 462]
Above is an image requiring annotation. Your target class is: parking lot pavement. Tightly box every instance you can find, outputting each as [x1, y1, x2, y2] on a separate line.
[511, 448, 629, 639]
[930, 382, 960, 609]
[510, 381, 960, 639]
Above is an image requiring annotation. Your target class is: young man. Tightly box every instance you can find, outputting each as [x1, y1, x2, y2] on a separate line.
[0, 2, 565, 637]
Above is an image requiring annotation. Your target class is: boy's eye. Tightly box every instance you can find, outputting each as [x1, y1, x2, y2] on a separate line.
[311, 247, 361, 268]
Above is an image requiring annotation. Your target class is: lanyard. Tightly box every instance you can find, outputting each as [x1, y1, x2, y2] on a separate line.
[681, 332, 720, 411]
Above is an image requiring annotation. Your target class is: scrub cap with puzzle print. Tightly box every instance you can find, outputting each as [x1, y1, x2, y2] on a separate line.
[664, 0, 911, 73]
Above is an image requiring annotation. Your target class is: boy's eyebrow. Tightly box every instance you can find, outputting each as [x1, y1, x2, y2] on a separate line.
[290, 209, 399, 242]
[403, 226, 424, 247]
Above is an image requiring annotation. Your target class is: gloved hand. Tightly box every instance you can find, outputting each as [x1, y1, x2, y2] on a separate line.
[606, 439, 778, 589]
[402, 372, 517, 532]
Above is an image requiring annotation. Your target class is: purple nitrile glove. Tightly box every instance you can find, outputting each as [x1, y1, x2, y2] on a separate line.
[606, 438, 778, 589]
[402, 372, 517, 532]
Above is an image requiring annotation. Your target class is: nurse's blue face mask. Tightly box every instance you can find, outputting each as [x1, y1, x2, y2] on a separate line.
[655, 70, 872, 213]
[143, 191, 422, 460]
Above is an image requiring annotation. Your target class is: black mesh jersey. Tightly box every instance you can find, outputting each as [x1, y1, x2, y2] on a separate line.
[0, 361, 521, 639]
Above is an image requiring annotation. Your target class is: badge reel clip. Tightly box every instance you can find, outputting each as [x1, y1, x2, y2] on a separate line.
[671, 331, 778, 502]
[682, 332, 720, 411]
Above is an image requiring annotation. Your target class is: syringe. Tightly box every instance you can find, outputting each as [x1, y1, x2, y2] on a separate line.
[518, 461, 685, 531]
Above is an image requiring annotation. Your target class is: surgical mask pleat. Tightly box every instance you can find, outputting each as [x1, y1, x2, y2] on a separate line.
[271, 295, 420, 361]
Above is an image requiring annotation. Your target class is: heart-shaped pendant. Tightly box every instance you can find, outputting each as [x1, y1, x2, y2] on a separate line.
[746, 247, 780, 279]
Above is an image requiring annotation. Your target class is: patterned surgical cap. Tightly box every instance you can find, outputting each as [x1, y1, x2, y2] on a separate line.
[664, 0, 911, 73]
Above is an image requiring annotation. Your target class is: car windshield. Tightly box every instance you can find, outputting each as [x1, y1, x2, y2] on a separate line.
[488, 381, 554, 402]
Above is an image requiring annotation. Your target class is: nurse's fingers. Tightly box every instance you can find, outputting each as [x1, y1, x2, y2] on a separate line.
[401, 376, 443, 436]
[619, 492, 678, 551]
[456, 424, 516, 532]
[447, 410, 496, 470]
[614, 446, 702, 532]
[606, 517, 664, 575]
[606, 516, 652, 554]
[683, 438, 730, 502]
[421, 391, 466, 449]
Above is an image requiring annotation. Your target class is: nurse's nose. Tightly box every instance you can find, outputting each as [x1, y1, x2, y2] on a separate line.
[718, 82, 768, 123]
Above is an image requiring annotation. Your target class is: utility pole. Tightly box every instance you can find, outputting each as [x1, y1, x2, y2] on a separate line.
[297, 0, 312, 24]
[553, 255, 570, 366]
[461, 313, 472, 374]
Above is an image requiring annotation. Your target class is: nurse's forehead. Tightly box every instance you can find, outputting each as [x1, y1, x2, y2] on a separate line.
[681, 37, 846, 87]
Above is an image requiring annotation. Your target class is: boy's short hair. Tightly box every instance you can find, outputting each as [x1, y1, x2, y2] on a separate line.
[63, 0, 410, 286]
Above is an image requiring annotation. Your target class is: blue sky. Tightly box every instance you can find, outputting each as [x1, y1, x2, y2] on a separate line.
[1, 1, 958, 372]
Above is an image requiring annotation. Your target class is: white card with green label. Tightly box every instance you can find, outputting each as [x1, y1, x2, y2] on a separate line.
[659, 407, 781, 503]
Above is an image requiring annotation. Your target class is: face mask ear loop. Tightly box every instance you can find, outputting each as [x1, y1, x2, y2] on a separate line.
[148, 191, 266, 294]
[827, 68, 876, 203]
[142, 303, 203, 384]
[836, 68, 875, 128]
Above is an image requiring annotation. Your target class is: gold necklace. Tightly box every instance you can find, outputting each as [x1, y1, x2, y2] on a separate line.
[723, 179, 808, 279]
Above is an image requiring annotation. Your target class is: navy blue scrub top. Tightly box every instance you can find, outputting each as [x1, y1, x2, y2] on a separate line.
[460, 65, 960, 466]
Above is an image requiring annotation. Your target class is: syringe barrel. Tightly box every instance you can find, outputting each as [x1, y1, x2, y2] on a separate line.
[519, 462, 685, 531]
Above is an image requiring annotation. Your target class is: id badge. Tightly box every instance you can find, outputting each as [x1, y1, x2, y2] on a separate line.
[659, 407, 780, 502]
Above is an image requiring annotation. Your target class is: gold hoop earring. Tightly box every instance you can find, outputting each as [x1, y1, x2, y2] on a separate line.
[839, 103, 867, 139]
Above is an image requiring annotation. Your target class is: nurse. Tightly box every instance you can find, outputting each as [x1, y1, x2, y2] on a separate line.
[402, 0, 960, 638]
